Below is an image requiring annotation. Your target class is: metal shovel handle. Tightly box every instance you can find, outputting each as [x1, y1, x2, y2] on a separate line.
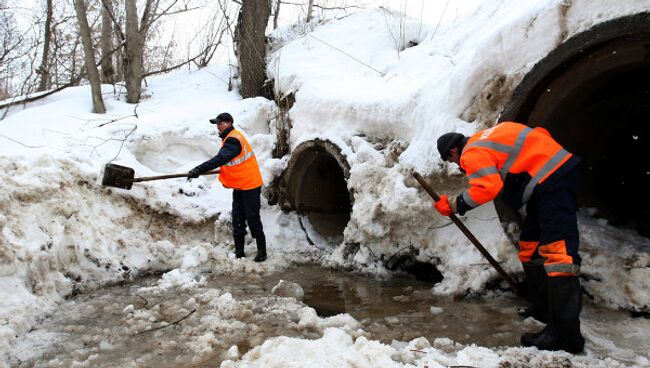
[413, 171, 519, 294]
[130, 169, 220, 183]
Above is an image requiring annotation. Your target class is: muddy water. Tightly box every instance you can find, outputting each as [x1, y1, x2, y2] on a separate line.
[9, 264, 648, 367]
[251, 266, 529, 347]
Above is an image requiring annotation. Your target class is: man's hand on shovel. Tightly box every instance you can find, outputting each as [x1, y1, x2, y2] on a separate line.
[413, 171, 520, 295]
[433, 195, 457, 217]
[187, 167, 201, 181]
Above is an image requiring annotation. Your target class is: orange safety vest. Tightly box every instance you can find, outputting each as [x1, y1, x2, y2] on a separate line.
[460, 121, 572, 209]
[218, 129, 263, 190]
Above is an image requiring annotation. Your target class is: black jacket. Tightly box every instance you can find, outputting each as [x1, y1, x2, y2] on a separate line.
[193, 125, 242, 173]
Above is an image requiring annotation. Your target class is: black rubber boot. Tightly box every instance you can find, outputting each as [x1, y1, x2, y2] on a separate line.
[519, 262, 549, 323]
[521, 324, 556, 349]
[234, 235, 245, 258]
[549, 276, 585, 353]
[254, 235, 267, 262]
[521, 276, 584, 354]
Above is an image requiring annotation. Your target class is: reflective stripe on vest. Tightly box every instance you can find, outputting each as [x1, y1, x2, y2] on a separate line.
[218, 129, 263, 190]
[467, 166, 499, 180]
[462, 127, 533, 181]
[224, 131, 255, 166]
[522, 148, 570, 203]
[462, 190, 480, 208]
[225, 148, 255, 166]
[544, 263, 580, 275]
[461, 126, 569, 205]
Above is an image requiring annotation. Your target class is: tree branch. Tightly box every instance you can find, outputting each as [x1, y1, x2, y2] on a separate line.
[133, 309, 196, 336]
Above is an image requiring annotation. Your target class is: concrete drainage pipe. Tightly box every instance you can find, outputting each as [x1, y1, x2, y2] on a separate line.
[278, 139, 353, 242]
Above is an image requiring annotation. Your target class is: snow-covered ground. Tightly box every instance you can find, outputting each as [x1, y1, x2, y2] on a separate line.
[1, 0, 650, 366]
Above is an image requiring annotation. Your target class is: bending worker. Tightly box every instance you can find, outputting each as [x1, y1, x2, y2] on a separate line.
[188, 112, 267, 262]
[435, 121, 584, 354]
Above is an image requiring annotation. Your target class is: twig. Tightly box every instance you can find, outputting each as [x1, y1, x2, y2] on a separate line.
[0, 133, 45, 148]
[469, 262, 504, 267]
[133, 309, 196, 336]
[135, 294, 149, 308]
[280, 1, 362, 11]
[430, 0, 451, 41]
[107, 124, 138, 162]
[96, 114, 136, 128]
[306, 33, 384, 76]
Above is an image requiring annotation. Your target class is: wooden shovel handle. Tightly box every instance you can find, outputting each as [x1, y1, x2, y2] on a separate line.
[131, 169, 220, 183]
[413, 171, 519, 294]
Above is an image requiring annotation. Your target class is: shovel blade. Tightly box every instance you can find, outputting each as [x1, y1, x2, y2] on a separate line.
[102, 163, 135, 189]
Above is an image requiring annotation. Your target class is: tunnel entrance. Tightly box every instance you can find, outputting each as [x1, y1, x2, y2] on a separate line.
[499, 13, 650, 238]
[279, 140, 352, 242]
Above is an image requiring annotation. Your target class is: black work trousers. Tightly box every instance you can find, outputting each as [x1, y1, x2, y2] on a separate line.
[232, 186, 265, 239]
[519, 165, 581, 275]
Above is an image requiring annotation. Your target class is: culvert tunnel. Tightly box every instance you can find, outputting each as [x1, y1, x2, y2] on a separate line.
[499, 12, 650, 238]
[279, 139, 353, 242]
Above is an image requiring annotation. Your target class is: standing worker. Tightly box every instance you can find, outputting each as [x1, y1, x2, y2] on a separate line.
[188, 112, 267, 262]
[435, 121, 584, 354]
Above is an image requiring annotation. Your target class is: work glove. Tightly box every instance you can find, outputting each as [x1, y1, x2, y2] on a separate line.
[434, 195, 457, 217]
[187, 167, 201, 179]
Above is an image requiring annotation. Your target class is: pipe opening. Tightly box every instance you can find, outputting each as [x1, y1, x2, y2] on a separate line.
[500, 13, 650, 237]
[279, 140, 352, 242]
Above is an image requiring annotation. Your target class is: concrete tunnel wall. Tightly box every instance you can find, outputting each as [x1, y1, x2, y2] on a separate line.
[499, 12, 650, 238]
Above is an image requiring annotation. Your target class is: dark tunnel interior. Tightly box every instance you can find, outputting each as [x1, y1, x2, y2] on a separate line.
[280, 140, 352, 241]
[500, 14, 650, 237]
[298, 153, 352, 240]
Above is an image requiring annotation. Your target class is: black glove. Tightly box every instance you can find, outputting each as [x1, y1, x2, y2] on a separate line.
[188, 167, 201, 179]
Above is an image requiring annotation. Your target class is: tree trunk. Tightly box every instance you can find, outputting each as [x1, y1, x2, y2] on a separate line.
[306, 0, 314, 22]
[124, 0, 144, 103]
[100, 0, 115, 84]
[73, 0, 106, 113]
[273, 0, 280, 30]
[37, 0, 53, 92]
[234, 0, 271, 99]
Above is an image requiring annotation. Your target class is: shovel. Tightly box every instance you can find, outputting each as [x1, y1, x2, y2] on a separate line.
[101, 163, 220, 190]
[413, 171, 520, 294]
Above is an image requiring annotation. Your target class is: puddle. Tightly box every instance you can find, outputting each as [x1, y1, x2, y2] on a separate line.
[257, 266, 529, 347]
[9, 264, 650, 367]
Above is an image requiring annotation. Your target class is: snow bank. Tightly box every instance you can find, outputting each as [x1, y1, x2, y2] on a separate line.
[223, 325, 643, 368]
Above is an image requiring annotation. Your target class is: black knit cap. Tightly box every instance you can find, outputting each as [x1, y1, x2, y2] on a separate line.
[437, 132, 466, 160]
[209, 112, 234, 124]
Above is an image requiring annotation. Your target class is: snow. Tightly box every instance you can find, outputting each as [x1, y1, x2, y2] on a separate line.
[2, 0, 650, 366]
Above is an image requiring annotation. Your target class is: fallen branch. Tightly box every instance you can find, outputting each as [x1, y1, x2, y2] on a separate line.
[133, 309, 196, 336]
[135, 294, 149, 308]
[0, 80, 78, 111]
[0, 133, 45, 148]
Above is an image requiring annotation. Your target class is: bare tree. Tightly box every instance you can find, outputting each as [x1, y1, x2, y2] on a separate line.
[306, 0, 314, 22]
[122, 0, 153, 103]
[73, 0, 106, 113]
[100, 0, 114, 84]
[273, 0, 280, 29]
[36, 0, 53, 91]
[0, 0, 25, 83]
[234, 0, 271, 98]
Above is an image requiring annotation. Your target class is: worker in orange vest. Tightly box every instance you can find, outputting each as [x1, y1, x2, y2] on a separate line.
[435, 121, 584, 354]
[188, 112, 267, 262]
